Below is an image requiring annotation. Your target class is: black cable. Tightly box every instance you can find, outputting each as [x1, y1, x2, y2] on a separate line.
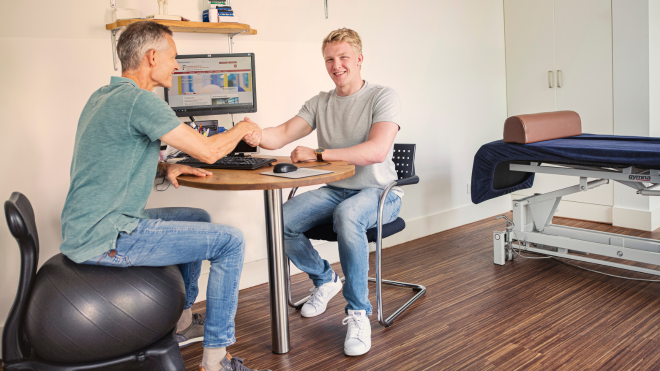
[552, 257, 660, 282]
[154, 177, 171, 192]
[299, 162, 332, 168]
[293, 159, 332, 168]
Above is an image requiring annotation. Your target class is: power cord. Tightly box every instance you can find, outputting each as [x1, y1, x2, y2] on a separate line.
[154, 176, 171, 192]
[508, 230, 552, 260]
[551, 257, 660, 282]
[509, 230, 660, 281]
[294, 159, 332, 168]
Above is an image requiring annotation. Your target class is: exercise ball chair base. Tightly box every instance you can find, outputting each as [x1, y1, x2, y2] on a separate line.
[2, 328, 184, 371]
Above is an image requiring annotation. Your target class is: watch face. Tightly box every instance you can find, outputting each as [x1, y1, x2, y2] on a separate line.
[316, 148, 325, 154]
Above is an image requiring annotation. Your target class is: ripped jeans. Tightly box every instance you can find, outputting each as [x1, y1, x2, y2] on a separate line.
[283, 186, 402, 315]
[80, 207, 245, 348]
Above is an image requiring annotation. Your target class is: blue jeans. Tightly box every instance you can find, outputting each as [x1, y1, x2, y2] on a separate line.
[81, 207, 245, 348]
[283, 186, 402, 315]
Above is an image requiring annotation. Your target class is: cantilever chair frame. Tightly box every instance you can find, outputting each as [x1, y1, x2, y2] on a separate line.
[285, 143, 426, 327]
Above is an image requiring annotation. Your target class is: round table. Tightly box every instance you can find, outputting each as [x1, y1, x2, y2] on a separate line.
[177, 156, 355, 354]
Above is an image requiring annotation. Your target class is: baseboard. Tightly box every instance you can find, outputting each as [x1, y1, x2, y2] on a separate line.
[553, 201, 613, 224]
[193, 197, 511, 303]
[512, 192, 613, 224]
[612, 205, 660, 231]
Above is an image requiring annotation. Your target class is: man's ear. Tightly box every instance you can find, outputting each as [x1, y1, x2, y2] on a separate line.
[146, 49, 158, 68]
[357, 54, 364, 67]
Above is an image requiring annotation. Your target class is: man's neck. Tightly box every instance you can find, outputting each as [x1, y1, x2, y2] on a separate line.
[336, 79, 365, 97]
[121, 70, 155, 91]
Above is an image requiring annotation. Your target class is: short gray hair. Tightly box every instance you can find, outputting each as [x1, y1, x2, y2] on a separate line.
[117, 21, 173, 72]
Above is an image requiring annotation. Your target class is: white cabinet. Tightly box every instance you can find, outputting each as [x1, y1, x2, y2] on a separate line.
[504, 0, 614, 222]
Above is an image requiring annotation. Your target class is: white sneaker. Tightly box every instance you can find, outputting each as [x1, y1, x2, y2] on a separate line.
[300, 272, 343, 318]
[343, 309, 371, 356]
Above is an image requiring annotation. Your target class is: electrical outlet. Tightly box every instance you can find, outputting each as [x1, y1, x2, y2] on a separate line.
[467, 183, 471, 194]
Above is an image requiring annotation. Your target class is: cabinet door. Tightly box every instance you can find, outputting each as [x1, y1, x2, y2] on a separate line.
[547, 0, 613, 208]
[509, 0, 614, 216]
[504, 0, 556, 116]
[555, 0, 613, 135]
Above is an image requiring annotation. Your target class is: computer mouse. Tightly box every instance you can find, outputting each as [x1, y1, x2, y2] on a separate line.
[273, 163, 298, 173]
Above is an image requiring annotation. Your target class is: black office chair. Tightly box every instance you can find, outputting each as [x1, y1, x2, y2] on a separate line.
[3, 192, 186, 370]
[286, 143, 426, 327]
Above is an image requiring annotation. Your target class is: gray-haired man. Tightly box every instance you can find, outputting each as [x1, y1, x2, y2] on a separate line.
[60, 21, 267, 371]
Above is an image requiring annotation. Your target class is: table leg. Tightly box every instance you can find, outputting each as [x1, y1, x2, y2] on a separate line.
[263, 189, 290, 354]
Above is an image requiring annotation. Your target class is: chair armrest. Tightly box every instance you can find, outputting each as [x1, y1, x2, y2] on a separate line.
[396, 175, 419, 187]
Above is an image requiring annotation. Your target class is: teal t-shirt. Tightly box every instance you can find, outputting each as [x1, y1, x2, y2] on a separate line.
[60, 77, 181, 263]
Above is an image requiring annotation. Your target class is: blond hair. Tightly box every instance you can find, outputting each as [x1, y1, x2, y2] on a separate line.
[321, 28, 362, 57]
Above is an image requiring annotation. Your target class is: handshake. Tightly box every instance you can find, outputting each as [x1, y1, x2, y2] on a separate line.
[236, 117, 262, 147]
[234, 116, 318, 163]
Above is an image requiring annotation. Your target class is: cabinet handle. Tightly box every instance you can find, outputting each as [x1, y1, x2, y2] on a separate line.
[557, 70, 563, 88]
[548, 71, 554, 88]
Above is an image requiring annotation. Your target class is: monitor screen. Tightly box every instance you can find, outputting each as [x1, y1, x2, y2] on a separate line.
[164, 53, 256, 117]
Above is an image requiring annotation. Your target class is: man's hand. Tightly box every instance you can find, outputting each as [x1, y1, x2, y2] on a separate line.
[291, 146, 317, 163]
[243, 131, 261, 147]
[159, 162, 212, 189]
[241, 117, 262, 147]
[235, 117, 261, 137]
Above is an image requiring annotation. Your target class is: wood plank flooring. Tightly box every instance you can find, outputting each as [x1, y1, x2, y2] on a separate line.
[180, 214, 660, 370]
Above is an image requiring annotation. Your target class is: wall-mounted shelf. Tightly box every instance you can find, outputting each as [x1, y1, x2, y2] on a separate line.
[106, 19, 257, 35]
[105, 19, 258, 70]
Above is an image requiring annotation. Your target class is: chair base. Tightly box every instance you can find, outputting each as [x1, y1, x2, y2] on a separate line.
[2, 329, 184, 371]
[287, 274, 426, 327]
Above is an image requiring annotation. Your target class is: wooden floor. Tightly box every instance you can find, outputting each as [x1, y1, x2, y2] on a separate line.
[179, 214, 660, 370]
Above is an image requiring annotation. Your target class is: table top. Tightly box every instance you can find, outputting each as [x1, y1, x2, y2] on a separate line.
[176, 156, 356, 191]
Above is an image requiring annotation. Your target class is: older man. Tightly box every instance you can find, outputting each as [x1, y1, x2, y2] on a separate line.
[59, 21, 267, 371]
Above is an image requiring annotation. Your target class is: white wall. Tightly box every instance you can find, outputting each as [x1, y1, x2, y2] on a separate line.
[0, 0, 509, 343]
[611, 0, 660, 230]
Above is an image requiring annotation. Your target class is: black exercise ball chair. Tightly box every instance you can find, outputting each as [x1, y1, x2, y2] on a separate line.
[2, 192, 187, 370]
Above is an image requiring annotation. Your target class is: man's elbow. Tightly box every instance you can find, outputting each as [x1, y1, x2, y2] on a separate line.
[199, 148, 218, 164]
[372, 150, 390, 164]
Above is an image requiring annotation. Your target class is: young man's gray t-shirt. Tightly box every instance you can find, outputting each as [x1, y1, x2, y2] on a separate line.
[296, 81, 403, 197]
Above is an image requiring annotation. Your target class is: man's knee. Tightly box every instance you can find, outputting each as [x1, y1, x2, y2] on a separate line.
[282, 201, 304, 237]
[191, 208, 212, 223]
[333, 203, 366, 232]
[211, 225, 245, 257]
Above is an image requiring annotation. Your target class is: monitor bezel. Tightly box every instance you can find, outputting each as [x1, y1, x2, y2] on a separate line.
[164, 53, 257, 117]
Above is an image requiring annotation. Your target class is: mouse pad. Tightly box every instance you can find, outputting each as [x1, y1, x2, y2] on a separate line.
[260, 168, 334, 179]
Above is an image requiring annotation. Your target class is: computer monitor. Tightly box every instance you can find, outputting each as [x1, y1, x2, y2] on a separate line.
[164, 53, 257, 117]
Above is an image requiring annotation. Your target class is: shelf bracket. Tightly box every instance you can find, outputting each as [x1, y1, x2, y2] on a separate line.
[228, 30, 246, 54]
[110, 27, 123, 71]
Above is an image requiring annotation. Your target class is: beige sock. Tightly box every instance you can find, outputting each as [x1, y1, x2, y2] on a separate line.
[177, 308, 192, 332]
[201, 347, 228, 371]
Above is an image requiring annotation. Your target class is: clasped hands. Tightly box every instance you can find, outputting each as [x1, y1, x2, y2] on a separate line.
[241, 117, 316, 163]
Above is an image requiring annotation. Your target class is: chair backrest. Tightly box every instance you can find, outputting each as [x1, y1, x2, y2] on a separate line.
[3, 192, 40, 362]
[393, 143, 416, 180]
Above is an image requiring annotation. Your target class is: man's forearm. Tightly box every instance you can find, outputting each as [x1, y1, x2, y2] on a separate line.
[259, 127, 287, 150]
[322, 141, 389, 166]
[203, 124, 252, 163]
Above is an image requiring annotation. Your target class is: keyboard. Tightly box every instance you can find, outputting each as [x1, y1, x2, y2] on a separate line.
[177, 156, 276, 170]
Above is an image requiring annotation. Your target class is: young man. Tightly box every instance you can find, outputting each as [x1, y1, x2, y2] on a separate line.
[60, 21, 268, 371]
[244, 28, 402, 356]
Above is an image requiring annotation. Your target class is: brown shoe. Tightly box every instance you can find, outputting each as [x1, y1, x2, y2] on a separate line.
[198, 352, 271, 371]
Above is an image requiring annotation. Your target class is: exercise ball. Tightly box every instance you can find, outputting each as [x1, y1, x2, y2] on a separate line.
[24, 253, 186, 363]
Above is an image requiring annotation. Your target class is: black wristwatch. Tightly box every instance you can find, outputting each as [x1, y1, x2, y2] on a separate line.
[315, 147, 325, 162]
